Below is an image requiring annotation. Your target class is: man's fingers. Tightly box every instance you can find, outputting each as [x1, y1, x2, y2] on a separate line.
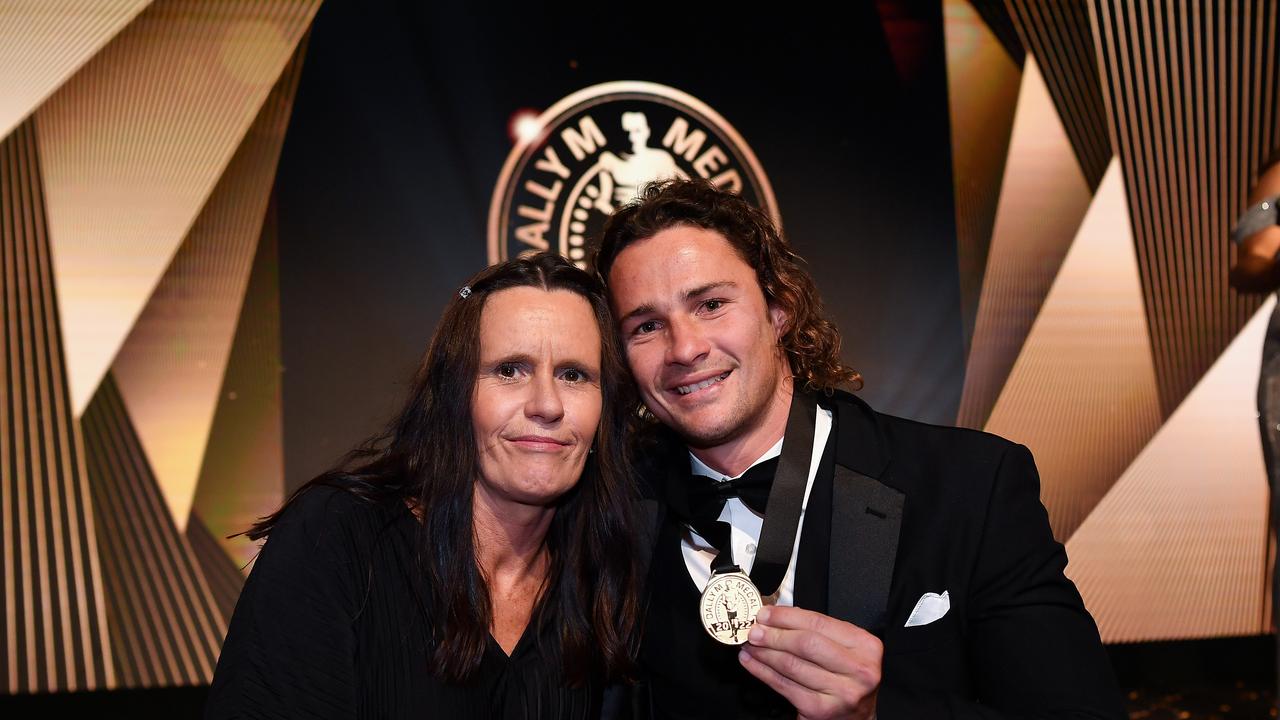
[738, 645, 832, 716]
[738, 646, 877, 720]
[747, 622, 877, 680]
[740, 642, 843, 693]
[754, 605, 880, 652]
[739, 608, 882, 719]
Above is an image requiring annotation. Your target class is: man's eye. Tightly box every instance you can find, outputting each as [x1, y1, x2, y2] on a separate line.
[636, 320, 658, 335]
[703, 299, 723, 312]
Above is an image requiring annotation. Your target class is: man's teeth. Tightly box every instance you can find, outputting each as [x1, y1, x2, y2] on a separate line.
[677, 372, 730, 395]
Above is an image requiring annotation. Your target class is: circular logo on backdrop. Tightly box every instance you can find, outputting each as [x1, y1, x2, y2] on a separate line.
[488, 81, 779, 268]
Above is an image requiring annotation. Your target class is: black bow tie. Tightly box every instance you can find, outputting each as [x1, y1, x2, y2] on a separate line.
[686, 456, 781, 520]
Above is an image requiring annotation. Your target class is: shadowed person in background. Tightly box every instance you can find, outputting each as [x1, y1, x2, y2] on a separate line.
[1227, 149, 1280, 710]
[205, 253, 640, 719]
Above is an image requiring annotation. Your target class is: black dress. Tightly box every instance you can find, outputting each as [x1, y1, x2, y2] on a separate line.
[205, 485, 598, 719]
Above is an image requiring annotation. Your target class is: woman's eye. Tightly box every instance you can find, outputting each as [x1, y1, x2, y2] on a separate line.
[497, 363, 519, 379]
[562, 368, 583, 382]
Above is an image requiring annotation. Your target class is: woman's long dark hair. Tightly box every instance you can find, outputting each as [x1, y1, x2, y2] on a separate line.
[246, 252, 640, 685]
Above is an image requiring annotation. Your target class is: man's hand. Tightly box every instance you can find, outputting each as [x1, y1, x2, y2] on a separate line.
[738, 605, 881, 720]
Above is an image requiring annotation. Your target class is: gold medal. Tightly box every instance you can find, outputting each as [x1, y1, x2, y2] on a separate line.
[699, 569, 764, 645]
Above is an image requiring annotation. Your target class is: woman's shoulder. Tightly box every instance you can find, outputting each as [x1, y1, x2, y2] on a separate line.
[255, 481, 409, 571]
[209, 483, 411, 716]
[281, 481, 389, 522]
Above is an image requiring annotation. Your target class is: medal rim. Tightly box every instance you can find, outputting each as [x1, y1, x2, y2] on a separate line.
[698, 570, 764, 646]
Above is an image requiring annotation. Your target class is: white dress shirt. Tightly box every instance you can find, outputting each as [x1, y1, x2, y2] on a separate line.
[680, 405, 833, 606]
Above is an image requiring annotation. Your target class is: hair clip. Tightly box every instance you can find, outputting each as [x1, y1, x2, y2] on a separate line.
[459, 285, 472, 299]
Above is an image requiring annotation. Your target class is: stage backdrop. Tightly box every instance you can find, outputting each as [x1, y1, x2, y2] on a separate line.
[0, 0, 1276, 694]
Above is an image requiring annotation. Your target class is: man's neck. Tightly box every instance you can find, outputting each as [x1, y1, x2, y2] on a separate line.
[689, 378, 794, 477]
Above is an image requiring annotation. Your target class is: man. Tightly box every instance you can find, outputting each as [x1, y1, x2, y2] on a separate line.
[593, 179, 1124, 718]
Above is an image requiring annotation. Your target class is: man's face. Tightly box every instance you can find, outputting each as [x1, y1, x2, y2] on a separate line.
[607, 225, 790, 451]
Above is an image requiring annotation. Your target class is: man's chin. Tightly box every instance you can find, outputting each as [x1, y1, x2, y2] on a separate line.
[668, 415, 740, 450]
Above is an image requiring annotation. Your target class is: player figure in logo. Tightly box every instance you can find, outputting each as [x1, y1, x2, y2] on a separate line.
[594, 112, 682, 212]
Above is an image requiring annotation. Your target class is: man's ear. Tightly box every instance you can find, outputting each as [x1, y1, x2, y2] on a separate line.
[768, 303, 788, 341]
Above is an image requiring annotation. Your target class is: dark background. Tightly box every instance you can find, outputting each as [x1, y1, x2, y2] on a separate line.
[275, 0, 964, 489]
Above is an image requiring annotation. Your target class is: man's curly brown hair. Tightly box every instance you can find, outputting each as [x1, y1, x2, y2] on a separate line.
[591, 178, 861, 393]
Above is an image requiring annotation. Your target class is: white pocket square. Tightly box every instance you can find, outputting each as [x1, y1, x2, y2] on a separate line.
[904, 590, 949, 627]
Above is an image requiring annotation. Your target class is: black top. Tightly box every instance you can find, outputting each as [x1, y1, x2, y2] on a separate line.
[639, 407, 836, 719]
[205, 485, 598, 719]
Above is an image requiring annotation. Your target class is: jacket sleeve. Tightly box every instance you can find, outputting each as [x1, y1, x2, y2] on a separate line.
[879, 443, 1126, 719]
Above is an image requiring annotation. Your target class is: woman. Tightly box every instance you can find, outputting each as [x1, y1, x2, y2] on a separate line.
[205, 253, 640, 718]
[1228, 151, 1280, 711]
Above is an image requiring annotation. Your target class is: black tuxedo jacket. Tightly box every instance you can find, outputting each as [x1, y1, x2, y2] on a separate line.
[630, 390, 1125, 719]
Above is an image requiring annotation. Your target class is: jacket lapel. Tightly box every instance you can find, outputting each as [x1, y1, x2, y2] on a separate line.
[827, 391, 904, 634]
[828, 465, 903, 633]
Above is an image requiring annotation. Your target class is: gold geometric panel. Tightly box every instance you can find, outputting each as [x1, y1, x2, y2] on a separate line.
[1066, 296, 1273, 643]
[956, 55, 1094, 429]
[35, 0, 321, 417]
[110, 41, 306, 532]
[0, 0, 152, 140]
[190, 193, 285, 575]
[985, 160, 1162, 542]
[966, 0, 1025, 65]
[1, 118, 115, 694]
[944, 0, 1023, 354]
[1089, 0, 1278, 417]
[184, 512, 245, 635]
[80, 374, 224, 688]
[1006, 0, 1111, 189]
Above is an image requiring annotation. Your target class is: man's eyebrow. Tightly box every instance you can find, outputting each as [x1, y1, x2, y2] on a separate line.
[684, 281, 736, 300]
[616, 282, 737, 326]
[617, 303, 656, 326]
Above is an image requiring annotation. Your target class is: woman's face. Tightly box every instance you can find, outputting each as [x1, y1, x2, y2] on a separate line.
[472, 286, 603, 509]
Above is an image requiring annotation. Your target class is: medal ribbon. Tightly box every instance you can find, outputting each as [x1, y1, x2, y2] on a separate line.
[679, 390, 816, 596]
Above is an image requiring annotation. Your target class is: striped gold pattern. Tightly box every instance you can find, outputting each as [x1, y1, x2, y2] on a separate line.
[1, 119, 115, 693]
[1, 0, 320, 693]
[35, 0, 321, 417]
[966, 0, 1024, 65]
[1088, 0, 1279, 416]
[957, 56, 1094, 430]
[80, 374, 225, 688]
[109, 40, 306, 531]
[1005, 0, 1112, 189]
[184, 512, 245, 631]
[944, 0, 1023, 354]
[189, 192, 285, 575]
[985, 161, 1163, 542]
[1066, 297, 1273, 642]
[0, 0, 152, 139]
